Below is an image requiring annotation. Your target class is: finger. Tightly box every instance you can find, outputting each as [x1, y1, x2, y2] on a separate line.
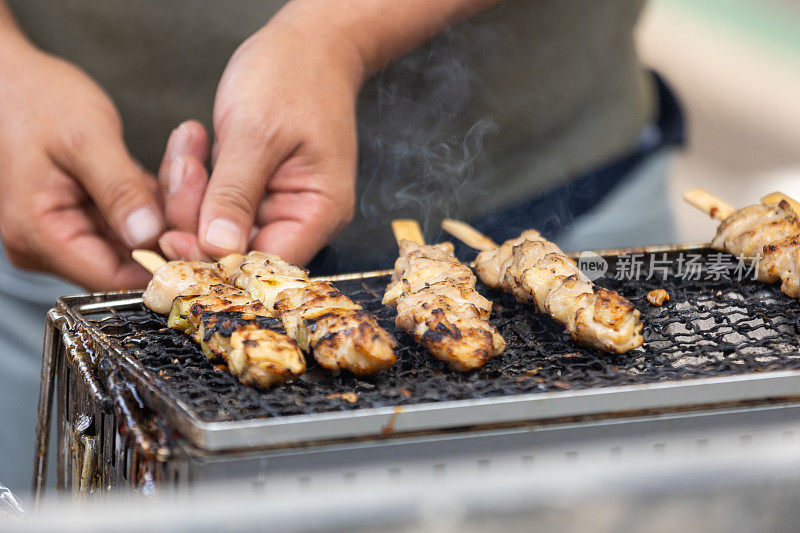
[84, 202, 133, 257]
[251, 191, 351, 265]
[198, 125, 295, 257]
[157, 120, 210, 197]
[0, 155, 148, 289]
[211, 138, 219, 168]
[159, 231, 211, 262]
[50, 127, 165, 248]
[164, 154, 209, 232]
[36, 203, 152, 290]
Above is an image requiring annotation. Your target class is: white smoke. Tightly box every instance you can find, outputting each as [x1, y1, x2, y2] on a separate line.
[355, 22, 502, 234]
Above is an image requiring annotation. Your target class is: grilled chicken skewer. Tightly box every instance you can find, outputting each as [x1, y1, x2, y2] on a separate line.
[134, 251, 305, 388]
[683, 189, 800, 298]
[442, 221, 644, 354]
[382, 220, 505, 371]
[215, 252, 397, 375]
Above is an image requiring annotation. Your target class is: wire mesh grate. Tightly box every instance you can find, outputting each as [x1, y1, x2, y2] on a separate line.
[87, 249, 800, 423]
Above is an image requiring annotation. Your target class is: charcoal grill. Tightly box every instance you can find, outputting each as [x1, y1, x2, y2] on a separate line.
[32, 244, 800, 501]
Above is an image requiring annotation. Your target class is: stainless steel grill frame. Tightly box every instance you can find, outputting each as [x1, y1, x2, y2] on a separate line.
[32, 244, 800, 502]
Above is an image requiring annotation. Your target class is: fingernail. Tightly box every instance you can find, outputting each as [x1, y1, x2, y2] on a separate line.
[124, 206, 162, 247]
[158, 236, 177, 259]
[165, 123, 192, 161]
[205, 218, 243, 252]
[168, 155, 186, 194]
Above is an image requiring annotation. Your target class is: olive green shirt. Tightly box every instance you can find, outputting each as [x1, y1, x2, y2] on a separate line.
[7, 0, 654, 269]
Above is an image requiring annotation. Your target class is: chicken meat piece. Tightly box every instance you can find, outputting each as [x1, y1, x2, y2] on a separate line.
[647, 289, 669, 306]
[142, 261, 220, 314]
[710, 200, 800, 298]
[383, 240, 505, 371]
[217, 251, 397, 375]
[216, 252, 309, 308]
[274, 281, 396, 375]
[475, 232, 644, 354]
[167, 283, 268, 333]
[474, 229, 543, 289]
[228, 327, 307, 388]
[711, 201, 800, 260]
[760, 235, 800, 297]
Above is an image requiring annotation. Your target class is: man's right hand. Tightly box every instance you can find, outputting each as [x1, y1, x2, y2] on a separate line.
[0, 40, 164, 290]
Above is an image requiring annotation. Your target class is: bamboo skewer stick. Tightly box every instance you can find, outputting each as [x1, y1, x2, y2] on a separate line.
[441, 219, 498, 251]
[132, 249, 167, 273]
[682, 188, 735, 221]
[761, 191, 800, 217]
[391, 219, 425, 246]
[682, 188, 800, 221]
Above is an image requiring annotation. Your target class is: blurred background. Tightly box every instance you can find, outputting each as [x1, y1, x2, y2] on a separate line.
[637, 0, 800, 242]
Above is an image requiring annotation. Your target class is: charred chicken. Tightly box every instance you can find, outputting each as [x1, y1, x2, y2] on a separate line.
[474, 230, 644, 354]
[383, 240, 505, 371]
[711, 199, 800, 298]
[215, 252, 397, 375]
[142, 261, 305, 387]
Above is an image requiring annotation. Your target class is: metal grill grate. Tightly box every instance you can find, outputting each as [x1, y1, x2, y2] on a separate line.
[86, 249, 800, 423]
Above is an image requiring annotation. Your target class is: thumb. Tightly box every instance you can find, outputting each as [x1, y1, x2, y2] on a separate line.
[159, 230, 211, 261]
[198, 126, 294, 257]
[251, 190, 353, 265]
[52, 127, 164, 248]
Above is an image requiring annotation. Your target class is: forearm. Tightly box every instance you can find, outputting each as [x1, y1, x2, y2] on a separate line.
[275, 0, 504, 83]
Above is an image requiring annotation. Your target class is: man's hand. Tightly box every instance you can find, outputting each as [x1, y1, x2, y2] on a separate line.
[162, 4, 362, 265]
[160, 0, 502, 265]
[0, 29, 164, 289]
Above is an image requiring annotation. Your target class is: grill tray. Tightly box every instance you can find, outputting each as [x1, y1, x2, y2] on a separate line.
[57, 246, 800, 451]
